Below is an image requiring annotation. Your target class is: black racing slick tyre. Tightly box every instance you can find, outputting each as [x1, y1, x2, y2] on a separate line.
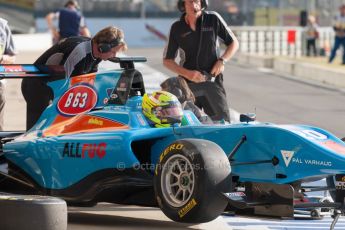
[154, 139, 231, 223]
[0, 194, 67, 230]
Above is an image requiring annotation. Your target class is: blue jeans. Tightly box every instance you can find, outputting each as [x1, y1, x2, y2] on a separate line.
[329, 36, 345, 64]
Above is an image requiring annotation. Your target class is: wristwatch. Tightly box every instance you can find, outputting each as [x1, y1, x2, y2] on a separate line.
[218, 57, 226, 65]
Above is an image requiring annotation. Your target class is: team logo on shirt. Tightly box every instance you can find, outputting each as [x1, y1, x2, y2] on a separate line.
[181, 31, 192, 38]
[201, 27, 213, 32]
[57, 84, 98, 116]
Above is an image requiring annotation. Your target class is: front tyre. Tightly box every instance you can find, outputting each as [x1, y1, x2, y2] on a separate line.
[154, 139, 231, 223]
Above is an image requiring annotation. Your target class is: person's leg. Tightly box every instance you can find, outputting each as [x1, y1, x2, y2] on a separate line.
[21, 78, 53, 130]
[189, 78, 230, 122]
[329, 37, 341, 63]
[341, 37, 345, 64]
[306, 40, 311, 56]
[188, 82, 207, 114]
[0, 82, 5, 131]
[209, 82, 230, 122]
[311, 39, 317, 56]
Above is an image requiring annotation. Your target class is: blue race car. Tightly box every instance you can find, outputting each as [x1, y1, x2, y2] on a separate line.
[1, 57, 345, 225]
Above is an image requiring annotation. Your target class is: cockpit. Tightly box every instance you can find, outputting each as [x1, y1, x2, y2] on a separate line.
[107, 57, 146, 105]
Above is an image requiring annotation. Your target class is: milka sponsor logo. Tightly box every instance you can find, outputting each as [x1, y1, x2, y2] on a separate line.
[88, 118, 103, 126]
[281, 150, 332, 167]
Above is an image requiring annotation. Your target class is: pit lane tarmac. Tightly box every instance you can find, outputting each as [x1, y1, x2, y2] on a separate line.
[67, 202, 345, 230]
[67, 203, 229, 230]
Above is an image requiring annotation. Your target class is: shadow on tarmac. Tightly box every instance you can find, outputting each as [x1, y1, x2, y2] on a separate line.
[68, 212, 196, 229]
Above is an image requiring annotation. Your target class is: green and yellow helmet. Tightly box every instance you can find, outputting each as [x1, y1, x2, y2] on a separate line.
[142, 91, 183, 127]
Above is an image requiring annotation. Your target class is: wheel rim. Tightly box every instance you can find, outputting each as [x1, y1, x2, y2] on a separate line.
[160, 154, 195, 208]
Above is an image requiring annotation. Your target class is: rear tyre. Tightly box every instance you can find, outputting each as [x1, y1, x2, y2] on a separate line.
[154, 139, 231, 223]
[0, 194, 67, 230]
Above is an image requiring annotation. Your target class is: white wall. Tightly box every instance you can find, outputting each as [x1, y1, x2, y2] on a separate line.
[13, 33, 52, 52]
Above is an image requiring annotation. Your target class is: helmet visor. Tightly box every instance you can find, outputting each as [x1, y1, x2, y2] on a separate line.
[155, 102, 183, 124]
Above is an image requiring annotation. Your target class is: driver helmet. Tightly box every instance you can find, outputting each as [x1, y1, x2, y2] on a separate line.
[142, 91, 183, 128]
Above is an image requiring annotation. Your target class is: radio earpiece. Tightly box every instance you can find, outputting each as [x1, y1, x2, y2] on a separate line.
[98, 38, 124, 53]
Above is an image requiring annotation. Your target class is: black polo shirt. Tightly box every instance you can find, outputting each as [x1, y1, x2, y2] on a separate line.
[164, 11, 234, 73]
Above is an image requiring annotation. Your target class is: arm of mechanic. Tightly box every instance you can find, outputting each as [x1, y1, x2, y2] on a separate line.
[163, 59, 205, 83]
[79, 16, 91, 37]
[210, 37, 239, 77]
[46, 12, 60, 41]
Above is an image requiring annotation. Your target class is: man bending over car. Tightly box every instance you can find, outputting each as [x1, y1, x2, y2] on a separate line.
[21, 26, 127, 130]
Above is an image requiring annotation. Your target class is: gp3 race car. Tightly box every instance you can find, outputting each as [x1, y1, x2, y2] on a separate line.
[1, 57, 345, 229]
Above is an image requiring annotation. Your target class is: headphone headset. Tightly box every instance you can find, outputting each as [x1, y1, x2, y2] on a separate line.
[98, 37, 124, 53]
[177, 0, 208, 13]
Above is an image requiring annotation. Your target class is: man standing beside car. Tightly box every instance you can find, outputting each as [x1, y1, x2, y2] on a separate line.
[0, 17, 16, 131]
[163, 0, 239, 123]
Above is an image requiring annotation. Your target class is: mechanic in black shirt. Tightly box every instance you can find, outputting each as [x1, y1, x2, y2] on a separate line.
[21, 26, 127, 130]
[163, 0, 239, 122]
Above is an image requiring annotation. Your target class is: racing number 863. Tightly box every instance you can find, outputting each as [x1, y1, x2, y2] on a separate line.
[64, 92, 88, 108]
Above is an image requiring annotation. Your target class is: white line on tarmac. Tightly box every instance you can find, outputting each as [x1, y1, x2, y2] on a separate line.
[224, 216, 345, 230]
